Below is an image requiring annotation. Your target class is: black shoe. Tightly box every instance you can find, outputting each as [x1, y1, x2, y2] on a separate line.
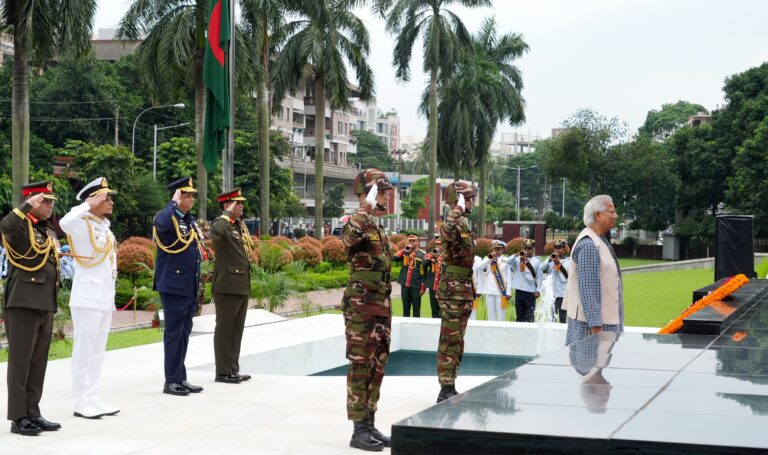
[163, 382, 191, 396]
[10, 417, 42, 436]
[350, 420, 383, 452]
[215, 374, 243, 384]
[29, 417, 61, 431]
[436, 385, 459, 403]
[365, 412, 390, 447]
[236, 373, 251, 381]
[180, 380, 203, 393]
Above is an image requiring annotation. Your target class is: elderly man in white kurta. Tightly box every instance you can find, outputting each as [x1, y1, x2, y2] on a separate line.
[562, 195, 623, 346]
[59, 177, 119, 419]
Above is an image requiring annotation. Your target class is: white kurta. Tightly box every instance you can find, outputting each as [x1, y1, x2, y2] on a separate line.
[59, 202, 117, 410]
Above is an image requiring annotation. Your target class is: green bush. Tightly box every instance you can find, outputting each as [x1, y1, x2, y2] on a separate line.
[314, 261, 332, 273]
[290, 269, 349, 292]
[293, 227, 307, 239]
[399, 229, 426, 236]
[114, 284, 160, 311]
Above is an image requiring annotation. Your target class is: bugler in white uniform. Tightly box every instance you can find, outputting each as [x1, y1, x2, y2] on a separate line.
[59, 177, 120, 419]
[475, 240, 512, 321]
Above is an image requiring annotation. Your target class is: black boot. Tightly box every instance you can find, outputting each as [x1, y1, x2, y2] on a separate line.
[350, 420, 384, 452]
[366, 412, 390, 447]
[436, 384, 459, 403]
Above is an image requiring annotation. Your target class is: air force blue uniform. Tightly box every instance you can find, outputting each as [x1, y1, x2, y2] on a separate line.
[154, 200, 202, 384]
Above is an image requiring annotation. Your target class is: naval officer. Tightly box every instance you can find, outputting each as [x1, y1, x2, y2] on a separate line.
[60, 177, 121, 419]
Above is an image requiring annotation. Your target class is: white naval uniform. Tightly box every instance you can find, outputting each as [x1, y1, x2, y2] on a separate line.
[60, 202, 117, 411]
[475, 256, 512, 321]
[507, 255, 542, 294]
[537, 256, 572, 298]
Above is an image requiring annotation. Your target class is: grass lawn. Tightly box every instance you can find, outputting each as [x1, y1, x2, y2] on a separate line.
[0, 328, 163, 363]
[386, 267, 715, 328]
[618, 258, 669, 268]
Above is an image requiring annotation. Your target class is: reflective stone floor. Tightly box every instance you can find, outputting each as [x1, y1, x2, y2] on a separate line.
[392, 280, 768, 454]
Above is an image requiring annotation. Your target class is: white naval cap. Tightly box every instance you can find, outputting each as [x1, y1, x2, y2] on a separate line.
[76, 177, 117, 201]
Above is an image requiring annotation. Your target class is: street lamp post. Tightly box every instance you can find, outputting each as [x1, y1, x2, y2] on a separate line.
[514, 165, 539, 221]
[131, 103, 186, 155]
[153, 122, 191, 180]
[392, 149, 406, 232]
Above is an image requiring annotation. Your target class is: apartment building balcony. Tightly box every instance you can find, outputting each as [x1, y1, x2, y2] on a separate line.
[292, 97, 305, 112]
[279, 156, 359, 180]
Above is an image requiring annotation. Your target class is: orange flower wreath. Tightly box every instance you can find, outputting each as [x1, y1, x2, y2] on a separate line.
[658, 274, 750, 334]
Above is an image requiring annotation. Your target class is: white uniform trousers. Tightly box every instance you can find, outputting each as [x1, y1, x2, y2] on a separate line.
[71, 307, 112, 409]
[485, 294, 506, 322]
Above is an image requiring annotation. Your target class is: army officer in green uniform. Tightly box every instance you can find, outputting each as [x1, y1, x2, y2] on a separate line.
[341, 169, 394, 452]
[211, 188, 254, 384]
[1, 182, 62, 435]
[436, 181, 478, 403]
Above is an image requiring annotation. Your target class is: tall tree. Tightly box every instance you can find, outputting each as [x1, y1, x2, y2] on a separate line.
[273, 0, 375, 239]
[375, 0, 491, 240]
[638, 100, 706, 141]
[118, 0, 256, 220]
[466, 17, 527, 231]
[118, 0, 211, 217]
[349, 130, 396, 171]
[241, 0, 289, 234]
[2, 0, 98, 203]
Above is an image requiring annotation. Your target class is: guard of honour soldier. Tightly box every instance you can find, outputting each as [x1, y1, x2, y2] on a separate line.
[393, 234, 426, 317]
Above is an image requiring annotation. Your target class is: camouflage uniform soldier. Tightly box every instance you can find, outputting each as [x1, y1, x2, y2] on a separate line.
[341, 169, 394, 452]
[436, 181, 478, 403]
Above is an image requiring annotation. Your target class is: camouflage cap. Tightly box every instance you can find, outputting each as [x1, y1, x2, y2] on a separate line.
[444, 181, 478, 204]
[553, 240, 568, 248]
[523, 239, 535, 249]
[353, 168, 394, 195]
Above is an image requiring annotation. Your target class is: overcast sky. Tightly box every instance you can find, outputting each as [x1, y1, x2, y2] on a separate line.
[97, 0, 768, 141]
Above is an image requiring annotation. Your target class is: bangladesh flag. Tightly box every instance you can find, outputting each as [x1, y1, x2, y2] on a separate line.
[203, 0, 231, 173]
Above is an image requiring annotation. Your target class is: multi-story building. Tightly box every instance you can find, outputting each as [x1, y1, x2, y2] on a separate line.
[0, 34, 13, 64]
[274, 90, 402, 216]
[496, 132, 539, 156]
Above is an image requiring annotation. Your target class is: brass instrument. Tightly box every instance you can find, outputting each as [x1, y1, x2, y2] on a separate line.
[518, 251, 526, 258]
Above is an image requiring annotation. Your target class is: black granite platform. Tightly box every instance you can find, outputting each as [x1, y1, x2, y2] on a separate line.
[391, 280, 768, 454]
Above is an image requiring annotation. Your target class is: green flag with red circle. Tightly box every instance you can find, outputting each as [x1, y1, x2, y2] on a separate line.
[203, 0, 230, 172]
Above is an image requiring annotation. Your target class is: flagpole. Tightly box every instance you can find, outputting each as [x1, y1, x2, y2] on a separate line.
[223, 0, 236, 191]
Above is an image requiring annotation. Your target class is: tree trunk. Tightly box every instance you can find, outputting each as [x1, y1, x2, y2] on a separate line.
[478, 158, 487, 236]
[314, 77, 326, 240]
[11, 41, 29, 205]
[194, 50, 208, 220]
[427, 70, 438, 239]
[258, 79, 270, 235]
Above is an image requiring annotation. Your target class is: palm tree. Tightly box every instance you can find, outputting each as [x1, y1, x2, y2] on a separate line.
[375, 0, 491, 239]
[470, 17, 528, 231]
[118, 0, 211, 217]
[424, 17, 527, 233]
[273, 0, 375, 239]
[117, 0, 256, 220]
[2, 0, 98, 203]
[241, 0, 290, 235]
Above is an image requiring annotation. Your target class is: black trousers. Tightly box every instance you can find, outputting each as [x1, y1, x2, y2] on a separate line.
[554, 297, 567, 323]
[213, 293, 249, 376]
[429, 288, 440, 318]
[4, 308, 53, 421]
[402, 286, 422, 317]
[161, 292, 197, 383]
[514, 289, 536, 322]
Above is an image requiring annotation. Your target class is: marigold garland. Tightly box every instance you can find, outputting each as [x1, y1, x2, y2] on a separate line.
[658, 274, 750, 334]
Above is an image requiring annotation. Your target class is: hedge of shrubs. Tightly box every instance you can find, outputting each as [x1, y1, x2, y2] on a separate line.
[322, 237, 346, 265]
[475, 238, 493, 258]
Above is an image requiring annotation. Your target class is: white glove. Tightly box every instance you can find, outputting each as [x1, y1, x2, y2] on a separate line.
[457, 193, 466, 211]
[365, 183, 378, 207]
